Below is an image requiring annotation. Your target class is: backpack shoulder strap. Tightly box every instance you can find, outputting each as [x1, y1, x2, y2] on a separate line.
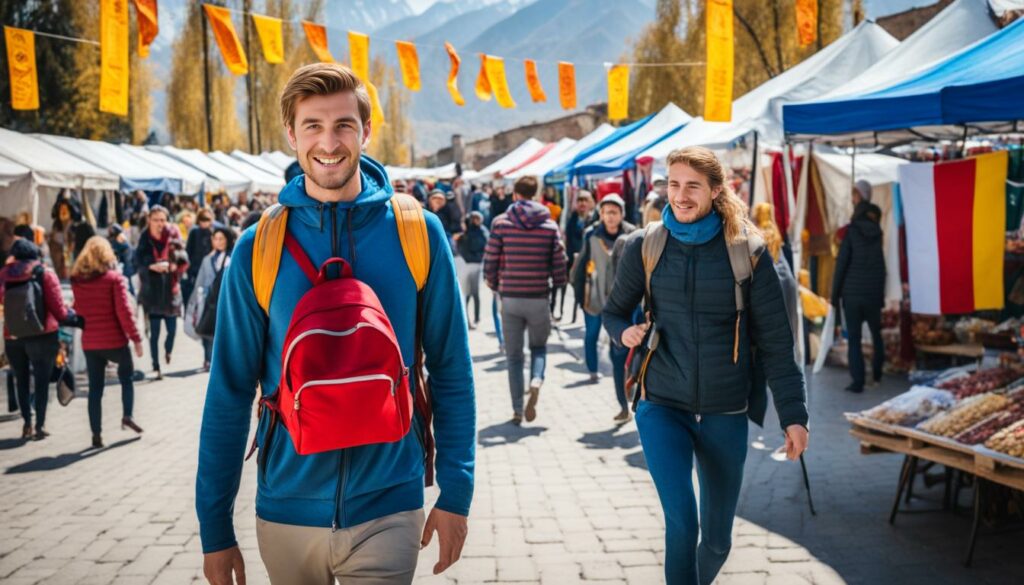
[252, 203, 289, 314]
[391, 193, 430, 292]
[640, 221, 668, 301]
[726, 231, 766, 312]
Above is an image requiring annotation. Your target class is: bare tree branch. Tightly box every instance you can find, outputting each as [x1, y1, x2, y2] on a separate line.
[733, 7, 777, 78]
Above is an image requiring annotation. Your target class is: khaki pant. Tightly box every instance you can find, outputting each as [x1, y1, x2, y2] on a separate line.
[256, 509, 425, 585]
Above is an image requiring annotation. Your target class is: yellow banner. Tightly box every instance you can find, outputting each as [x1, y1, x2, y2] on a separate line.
[795, 0, 817, 47]
[366, 79, 385, 127]
[524, 59, 546, 103]
[484, 55, 515, 109]
[475, 54, 492, 102]
[444, 42, 465, 106]
[101, 0, 130, 115]
[133, 0, 158, 58]
[558, 62, 576, 110]
[607, 64, 629, 121]
[3, 26, 38, 110]
[302, 21, 333, 62]
[348, 31, 369, 81]
[395, 41, 421, 92]
[704, 0, 733, 122]
[203, 4, 248, 75]
[251, 13, 284, 64]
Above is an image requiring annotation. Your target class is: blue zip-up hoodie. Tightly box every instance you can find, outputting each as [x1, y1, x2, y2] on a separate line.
[195, 155, 475, 553]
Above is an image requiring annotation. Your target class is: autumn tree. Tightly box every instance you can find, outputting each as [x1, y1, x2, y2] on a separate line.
[365, 57, 413, 166]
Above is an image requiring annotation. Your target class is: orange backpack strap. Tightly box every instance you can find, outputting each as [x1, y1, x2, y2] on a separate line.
[391, 193, 430, 291]
[252, 203, 289, 314]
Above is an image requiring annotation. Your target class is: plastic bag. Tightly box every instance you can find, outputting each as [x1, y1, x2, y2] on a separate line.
[812, 305, 835, 374]
[183, 287, 206, 342]
[863, 385, 956, 426]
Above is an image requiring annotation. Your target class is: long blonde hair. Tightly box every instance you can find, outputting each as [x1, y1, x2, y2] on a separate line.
[71, 236, 117, 279]
[666, 146, 760, 245]
[752, 202, 783, 262]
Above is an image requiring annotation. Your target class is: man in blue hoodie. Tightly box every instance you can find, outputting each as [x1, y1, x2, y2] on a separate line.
[196, 63, 475, 585]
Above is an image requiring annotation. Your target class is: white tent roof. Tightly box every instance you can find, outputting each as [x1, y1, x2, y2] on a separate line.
[119, 144, 209, 195]
[572, 104, 692, 175]
[261, 151, 297, 171]
[506, 138, 578, 179]
[36, 134, 188, 195]
[475, 138, 546, 181]
[640, 20, 898, 161]
[209, 151, 285, 194]
[386, 163, 460, 181]
[0, 154, 29, 188]
[154, 145, 251, 194]
[540, 124, 617, 180]
[0, 127, 119, 191]
[232, 149, 286, 177]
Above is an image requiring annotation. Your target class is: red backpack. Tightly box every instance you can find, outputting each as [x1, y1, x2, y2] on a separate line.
[245, 194, 437, 484]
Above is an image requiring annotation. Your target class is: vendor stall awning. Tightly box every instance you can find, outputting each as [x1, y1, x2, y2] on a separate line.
[0, 127, 120, 191]
[231, 149, 287, 177]
[0, 154, 30, 188]
[209, 151, 285, 194]
[475, 138, 546, 181]
[37, 134, 185, 194]
[119, 144, 208, 195]
[154, 145, 252, 195]
[261, 151, 297, 171]
[506, 138, 577, 179]
[571, 103, 692, 177]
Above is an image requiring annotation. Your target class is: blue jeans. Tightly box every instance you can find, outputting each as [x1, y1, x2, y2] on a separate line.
[148, 315, 177, 372]
[584, 312, 629, 408]
[635, 401, 748, 585]
[492, 297, 504, 347]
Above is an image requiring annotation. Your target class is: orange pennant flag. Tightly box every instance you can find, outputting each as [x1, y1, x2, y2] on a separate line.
[348, 31, 370, 82]
[444, 42, 465, 106]
[203, 4, 248, 75]
[607, 64, 629, 121]
[558, 61, 576, 110]
[366, 79, 385, 127]
[251, 13, 284, 64]
[4, 26, 39, 110]
[395, 41, 421, 91]
[484, 55, 515, 109]
[704, 0, 733, 122]
[133, 0, 158, 58]
[101, 0, 130, 115]
[302, 21, 333, 62]
[795, 0, 818, 47]
[524, 59, 546, 103]
[475, 54, 492, 102]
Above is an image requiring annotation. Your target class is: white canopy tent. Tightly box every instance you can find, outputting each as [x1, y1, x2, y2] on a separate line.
[0, 154, 30, 188]
[639, 20, 898, 167]
[0, 127, 119, 222]
[474, 138, 546, 181]
[119, 144, 209, 195]
[232, 149, 287, 177]
[261, 151, 297, 171]
[209, 151, 285, 194]
[37, 134, 187, 195]
[506, 138, 578, 179]
[154, 145, 251, 195]
[386, 162, 460, 182]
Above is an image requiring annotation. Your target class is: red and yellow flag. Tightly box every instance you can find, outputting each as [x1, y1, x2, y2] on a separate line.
[204, 4, 248, 75]
[302, 21, 333, 63]
[101, 0, 130, 115]
[484, 55, 515, 109]
[524, 59, 546, 103]
[3, 26, 38, 110]
[251, 13, 284, 64]
[132, 0, 158, 58]
[348, 31, 369, 81]
[475, 54, 492, 102]
[395, 41, 421, 91]
[607, 64, 629, 121]
[444, 42, 465, 106]
[704, 0, 733, 122]
[558, 61, 576, 110]
[795, 0, 818, 48]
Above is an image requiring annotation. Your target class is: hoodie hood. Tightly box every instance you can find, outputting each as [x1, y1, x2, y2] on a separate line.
[278, 155, 392, 210]
[851, 201, 883, 241]
[507, 200, 551, 230]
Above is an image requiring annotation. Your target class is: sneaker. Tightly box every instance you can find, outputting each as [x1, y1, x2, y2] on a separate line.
[589, 372, 600, 384]
[525, 378, 542, 422]
[510, 414, 523, 426]
[844, 384, 864, 394]
[92, 434, 104, 449]
[613, 408, 632, 424]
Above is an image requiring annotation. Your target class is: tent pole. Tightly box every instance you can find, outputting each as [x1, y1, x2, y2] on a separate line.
[243, 0, 256, 154]
[201, 10, 214, 152]
[749, 130, 759, 206]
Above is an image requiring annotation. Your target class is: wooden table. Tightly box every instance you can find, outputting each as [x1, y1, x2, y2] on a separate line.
[915, 343, 986, 367]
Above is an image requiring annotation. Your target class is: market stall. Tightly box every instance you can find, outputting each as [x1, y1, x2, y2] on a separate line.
[473, 138, 546, 182]
[208, 151, 285, 194]
[153, 145, 251, 197]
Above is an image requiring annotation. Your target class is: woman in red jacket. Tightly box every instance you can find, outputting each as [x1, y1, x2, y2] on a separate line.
[0, 239, 72, 440]
[71, 237, 144, 448]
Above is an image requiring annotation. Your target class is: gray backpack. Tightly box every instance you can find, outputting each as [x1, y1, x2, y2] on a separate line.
[4, 264, 47, 338]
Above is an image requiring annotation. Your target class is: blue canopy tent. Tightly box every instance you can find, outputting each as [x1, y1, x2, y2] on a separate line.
[547, 112, 654, 183]
[569, 103, 693, 178]
[783, 16, 1024, 141]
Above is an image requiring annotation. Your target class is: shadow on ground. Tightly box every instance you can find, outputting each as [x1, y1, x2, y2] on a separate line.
[5, 437, 142, 473]
[477, 421, 547, 447]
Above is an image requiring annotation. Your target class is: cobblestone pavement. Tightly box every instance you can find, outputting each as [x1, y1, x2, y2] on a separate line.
[1, 289, 1022, 584]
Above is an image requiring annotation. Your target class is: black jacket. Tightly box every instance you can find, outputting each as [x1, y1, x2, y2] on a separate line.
[186, 225, 214, 280]
[565, 209, 598, 263]
[602, 230, 808, 430]
[832, 202, 886, 307]
[457, 224, 489, 264]
[571, 222, 636, 309]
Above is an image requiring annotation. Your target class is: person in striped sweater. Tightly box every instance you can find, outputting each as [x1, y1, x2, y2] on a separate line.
[483, 176, 568, 425]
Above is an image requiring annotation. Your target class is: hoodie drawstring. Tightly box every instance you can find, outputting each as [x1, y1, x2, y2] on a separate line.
[347, 211, 357, 272]
[329, 203, 339, 258]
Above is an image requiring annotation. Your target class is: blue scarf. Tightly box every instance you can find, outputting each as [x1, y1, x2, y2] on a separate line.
[662, 206, 722, 244]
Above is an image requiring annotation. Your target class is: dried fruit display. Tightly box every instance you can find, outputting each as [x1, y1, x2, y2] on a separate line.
[863, 386, 956, 426]
[984, 419, 1024, 458]
[935, 368, 1021, 399]
[918, 393, 1012, 437]
[955, 405, 1024, 445]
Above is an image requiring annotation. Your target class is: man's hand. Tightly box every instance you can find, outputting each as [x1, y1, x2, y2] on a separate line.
[784, 425, 809, 461]
[620, 323, 650, 349]
[133, 341, 144, 358]
[203, 546, 246, 585]
[420, 508, 468, 575]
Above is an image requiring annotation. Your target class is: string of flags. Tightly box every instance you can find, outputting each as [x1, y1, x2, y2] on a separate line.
[3, 0, 823, 126]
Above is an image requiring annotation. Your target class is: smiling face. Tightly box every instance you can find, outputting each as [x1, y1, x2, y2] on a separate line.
[667, 162, 721, 224]
[286, 91, 370, 202]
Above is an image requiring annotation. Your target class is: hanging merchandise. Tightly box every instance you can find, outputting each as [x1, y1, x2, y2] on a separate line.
[484, 55, 516, 109]
[203, 3, 248, 75]
[475, 54, 493, 102]
[100, 0, 131, 115]
[3, 26, 38, 110]
[444, 42, 465, 106]
[524, 59, 546, 103]
[133, 0, 158, 58]
[302, 21, 333, 63]
[795, 0, 817, 48]
[395, 40, 421, 91]
[704, 0, 733, 122]
[348, 31, 370, 82]
[558, 61, 576, 110]
[251, 13, 284, 64]
[607, 64, 629, 121]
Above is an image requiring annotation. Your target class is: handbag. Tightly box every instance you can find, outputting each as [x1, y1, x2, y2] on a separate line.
[52, 347, 75, 406]
[195, 266, 225, 339]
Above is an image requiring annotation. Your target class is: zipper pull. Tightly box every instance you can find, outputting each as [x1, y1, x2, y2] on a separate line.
[293, 397, 300, 411]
